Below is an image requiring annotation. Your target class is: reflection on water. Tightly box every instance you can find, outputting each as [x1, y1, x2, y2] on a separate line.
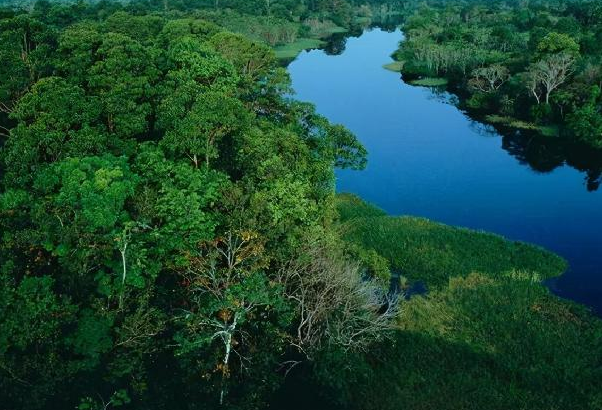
[289, 28, 602, 315]
[500, 131, 602, 191]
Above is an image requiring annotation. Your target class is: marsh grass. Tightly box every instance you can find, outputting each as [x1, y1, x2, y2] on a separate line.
[275, 38, 325, 60]
[486, 115, 560, 137]
[329, 194, 602, 410]
[336, 193, 566, 288]
[382, 60, 404, 72]
[409, 77, 449, 87]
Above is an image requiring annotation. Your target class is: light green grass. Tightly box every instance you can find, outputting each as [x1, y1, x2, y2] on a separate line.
[336, 193, 567, 288]
[274, 38, 325, 60]
[383, 60, 404, 72]
[539, 124, 560, 137]
[323, 26, 348, 34]
[354, 16, 372, 25]
[486, 115, 560, 137]
[333, 193, 602, 410]
[486, 115, 540, 131]
[409, 77, 449, 87]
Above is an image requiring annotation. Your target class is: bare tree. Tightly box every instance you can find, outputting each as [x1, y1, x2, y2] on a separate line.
[178, 230, 270, 406]
[115, 295, 166, 353]
[528, 53, 575, 104]
[524, 70, 542, 104]
[278, 242, 398, 365]
[469, 65, 509, 93]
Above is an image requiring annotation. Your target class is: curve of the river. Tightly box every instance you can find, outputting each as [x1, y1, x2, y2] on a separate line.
[288, 28, 602, 315]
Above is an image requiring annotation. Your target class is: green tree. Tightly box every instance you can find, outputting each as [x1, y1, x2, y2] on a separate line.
[567, 86, 602, 148]
[5, 77, 107, 185]
[0, 14, 55, 112]
[209, 32, 276, 81]
[0, 272, 78, 410]
[174, 231, 290, 408]
[87, 33, 159, 139]
[160, 90, 251, 168]
[537, 32, 580, 57]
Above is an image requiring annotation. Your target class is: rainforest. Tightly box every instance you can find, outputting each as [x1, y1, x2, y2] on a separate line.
[0, 1, 601, 410]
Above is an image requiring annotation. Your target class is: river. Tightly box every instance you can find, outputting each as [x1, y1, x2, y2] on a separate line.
[288, 28, 602, 315]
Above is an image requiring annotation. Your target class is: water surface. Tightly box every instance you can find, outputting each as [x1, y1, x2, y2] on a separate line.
[288, 28, 602, 314]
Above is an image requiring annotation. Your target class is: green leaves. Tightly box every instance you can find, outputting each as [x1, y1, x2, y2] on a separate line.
[87, 33, 159, 139]
[69, 309, 114, 367]
[0, 5, 374, 409]
[209, 32, 276, 81]
[28, 155, 138, 292]
[0, 14, 55, 105]
[5, 77, 108, 185]
[56, 23, 103, 84]
[164, 36, 239, 91]
[0, 274, 75, 352]
[34, 155, 136, 232]
[0, 272, 78, 407]
[160, 89, 251, 168]
[327, 124, 368, 170]
[537, 32, 580, 58]
[566, 86, 602, 148]
[133, 143, 223, 253]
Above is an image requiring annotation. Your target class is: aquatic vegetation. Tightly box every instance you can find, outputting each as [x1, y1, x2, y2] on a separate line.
[382, 60, 404, 72]
[336, 194, 566, 288]
[327, 194, 602, 410]
[275, 38, 326, 60]
[408, 77, 449, 87]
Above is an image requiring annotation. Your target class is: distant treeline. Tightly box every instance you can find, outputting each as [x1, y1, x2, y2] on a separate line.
[394, 0, 602, 148]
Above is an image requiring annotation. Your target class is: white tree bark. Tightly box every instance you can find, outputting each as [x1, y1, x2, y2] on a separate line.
[528, 53, 575, 104]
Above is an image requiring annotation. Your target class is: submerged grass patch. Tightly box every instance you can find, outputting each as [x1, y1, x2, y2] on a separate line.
[274, 38, 325, 60]
[409, 77, 448, 87]
[382, 60, 404, 72]
[539, 124, 560, 137]
[322, 25, 348, 34]
[382, 273, 602, 410]
[485, 115, 560, 137]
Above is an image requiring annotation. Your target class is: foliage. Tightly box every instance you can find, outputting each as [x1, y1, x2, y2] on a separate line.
[336, 194, 566, 288]
[327, 194, 602, 410]
[1, 1, 601, 410]
[0, 2, 371, 409]
[396, 0, 602, 147]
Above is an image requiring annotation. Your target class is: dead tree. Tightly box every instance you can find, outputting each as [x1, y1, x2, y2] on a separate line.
[278, 242, 398, 366]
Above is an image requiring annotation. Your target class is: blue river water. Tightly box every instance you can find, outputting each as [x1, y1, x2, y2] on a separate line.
[288, 28, 602, 315]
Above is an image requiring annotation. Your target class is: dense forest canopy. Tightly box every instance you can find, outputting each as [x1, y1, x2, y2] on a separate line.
[0, 1, 381, 409]
[1, 1, 601, 410]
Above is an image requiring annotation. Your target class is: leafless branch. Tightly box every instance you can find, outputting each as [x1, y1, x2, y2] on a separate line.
[278, 243, 398, 361]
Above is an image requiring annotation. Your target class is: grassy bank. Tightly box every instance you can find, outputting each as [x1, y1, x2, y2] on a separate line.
[486, 115, 560, 137]
[337, 193, 566, 288]
[383, 60, 404, 72]
[408, 77, 449, 87]
[328, 194, 602, 410]
[275, 38, 325, 60]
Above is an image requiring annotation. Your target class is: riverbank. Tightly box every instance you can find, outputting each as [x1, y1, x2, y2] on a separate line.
[390, 59, 563, 138]
[337, 193, 567, 288]
[330, 193, 602, 410]
[289, 27, 602, 315]
[392, 2, 602, 149]
[280, 23, 602, 410]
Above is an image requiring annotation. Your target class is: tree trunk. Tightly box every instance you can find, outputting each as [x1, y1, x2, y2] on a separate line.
[219, 313, 238, 406]
[119, 241, 128, 308]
